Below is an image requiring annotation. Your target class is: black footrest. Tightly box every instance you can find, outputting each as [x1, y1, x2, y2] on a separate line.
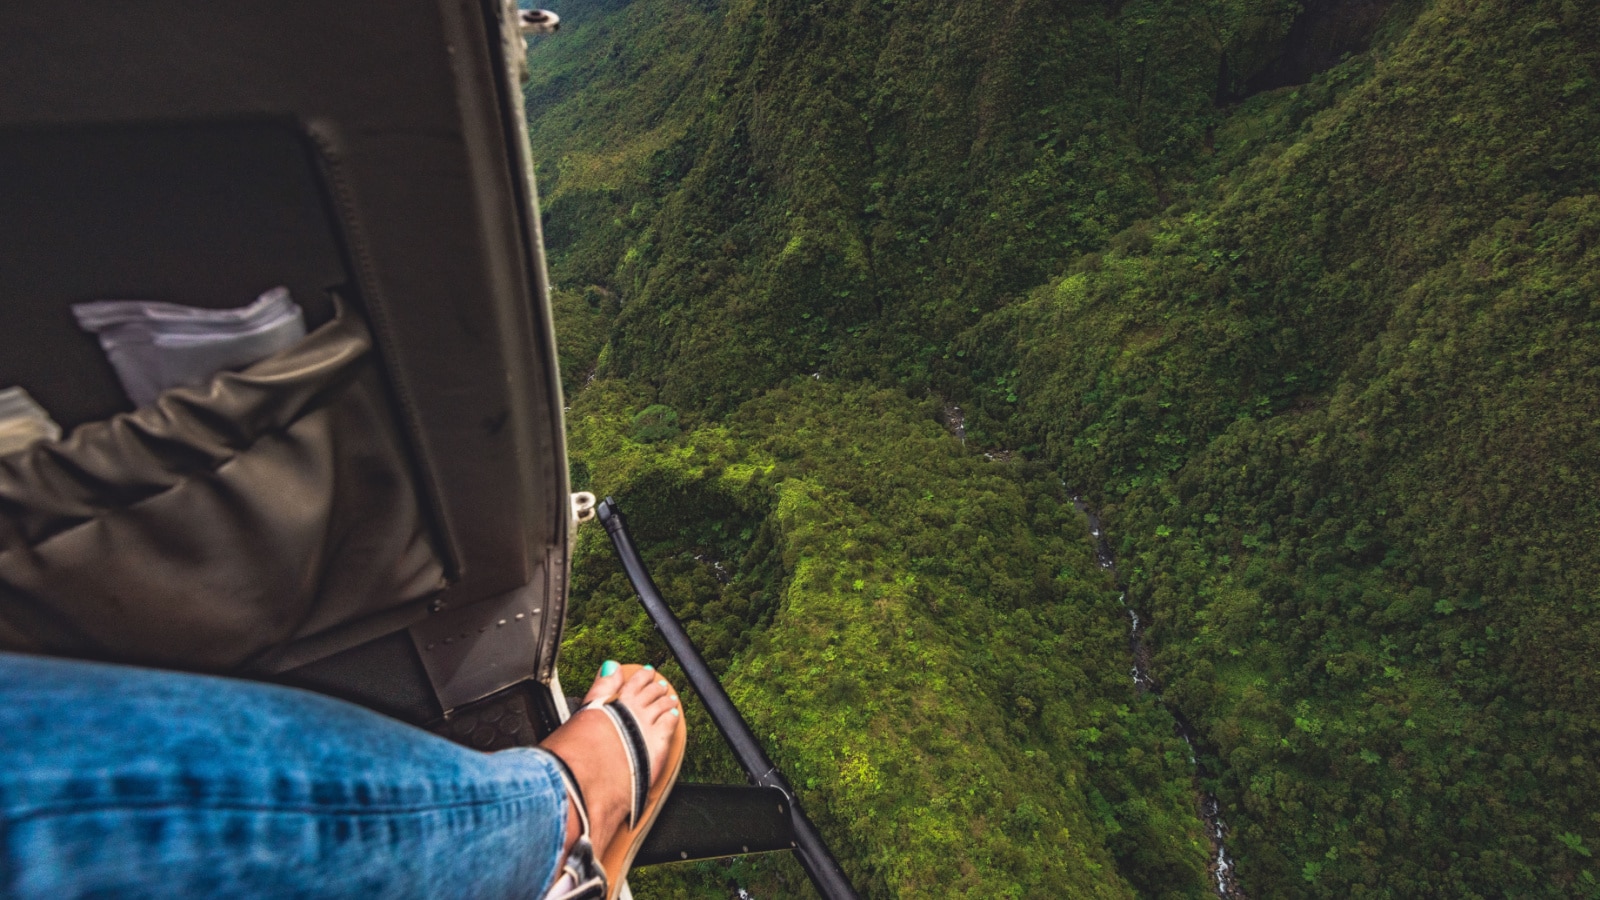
[636, 784, 796, 866]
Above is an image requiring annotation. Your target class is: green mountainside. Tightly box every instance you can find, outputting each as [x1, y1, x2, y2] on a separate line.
[525, 0, 1600, 896]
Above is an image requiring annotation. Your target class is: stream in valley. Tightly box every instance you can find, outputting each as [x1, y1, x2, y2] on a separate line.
[1070, 496, 1245, 899]
[939, 405, 1243, 895]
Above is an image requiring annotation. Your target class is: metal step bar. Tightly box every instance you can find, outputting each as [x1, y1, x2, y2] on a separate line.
[597, 498, 859, 900]
[636, 784, 795, 866]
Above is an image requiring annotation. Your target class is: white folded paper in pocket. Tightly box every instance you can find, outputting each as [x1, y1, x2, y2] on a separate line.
[73, 286, 307, 408]
[0, 386, 63, 456]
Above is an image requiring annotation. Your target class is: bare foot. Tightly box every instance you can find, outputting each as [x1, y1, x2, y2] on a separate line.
[540, 662, 682, 859]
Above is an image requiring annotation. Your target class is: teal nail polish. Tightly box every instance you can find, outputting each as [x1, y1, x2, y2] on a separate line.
[600, 660, 619, 677]
[644, 664, 654, 671]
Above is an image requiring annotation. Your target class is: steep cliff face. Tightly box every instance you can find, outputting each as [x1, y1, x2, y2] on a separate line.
[1240, 0, 1401, 96]
[528, 0, 1600, 896]
[529, 0, 1321, 412]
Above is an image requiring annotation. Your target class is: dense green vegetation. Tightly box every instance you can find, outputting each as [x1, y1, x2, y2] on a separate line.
[527, 0, 1600, 895]
[559, 380, 1209, 897]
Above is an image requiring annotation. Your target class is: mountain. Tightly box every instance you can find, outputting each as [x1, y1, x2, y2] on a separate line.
[525, 0, 1600, 896]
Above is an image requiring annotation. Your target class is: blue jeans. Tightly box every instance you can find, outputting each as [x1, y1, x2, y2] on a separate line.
[0, 652, 567, 899]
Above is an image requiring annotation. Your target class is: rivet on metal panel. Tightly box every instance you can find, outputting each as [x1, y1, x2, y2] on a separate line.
[409, 581, 547, 717]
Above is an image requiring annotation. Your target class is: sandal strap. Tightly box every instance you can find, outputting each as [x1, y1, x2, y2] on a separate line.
[545, 836, 607, 900]
[538, 749, 609, 900]
[543, 749, 592, 840]
[578, 699, 652, 828]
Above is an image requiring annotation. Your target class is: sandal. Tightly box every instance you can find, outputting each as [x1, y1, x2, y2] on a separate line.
[543, 664, 687, 900]
[580, 664, 688, 900]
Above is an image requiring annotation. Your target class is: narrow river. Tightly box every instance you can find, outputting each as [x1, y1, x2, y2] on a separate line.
[1070, 496, 1245, 900]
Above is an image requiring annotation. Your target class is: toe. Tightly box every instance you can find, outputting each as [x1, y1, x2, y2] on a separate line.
[619, 668, 668, 705]
[622, 665, 658, 693]
[581, 659, 625, 704]
[641, 691, 679, 724]
[641, 699, 681, 783]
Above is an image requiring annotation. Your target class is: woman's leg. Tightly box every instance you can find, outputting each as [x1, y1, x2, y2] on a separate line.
[0, 652, 568, 899]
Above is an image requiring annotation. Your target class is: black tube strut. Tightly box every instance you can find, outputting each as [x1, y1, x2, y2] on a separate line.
[597, 498, 860, 900]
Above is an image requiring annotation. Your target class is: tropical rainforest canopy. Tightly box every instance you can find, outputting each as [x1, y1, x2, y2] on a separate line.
[524, 0, 1600, 895]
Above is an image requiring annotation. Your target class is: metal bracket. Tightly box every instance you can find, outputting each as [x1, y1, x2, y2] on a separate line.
[571, 490, 597, 525]
[518, 8, 560, 35]
[409, 572, 550, 714]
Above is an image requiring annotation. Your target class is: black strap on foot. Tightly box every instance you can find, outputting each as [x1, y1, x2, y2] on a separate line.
[540, 749, 609, 900]
[580, 698, 652, 828]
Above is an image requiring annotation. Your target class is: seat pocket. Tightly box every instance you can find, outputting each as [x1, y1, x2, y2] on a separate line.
[0, 298, 445, 671]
